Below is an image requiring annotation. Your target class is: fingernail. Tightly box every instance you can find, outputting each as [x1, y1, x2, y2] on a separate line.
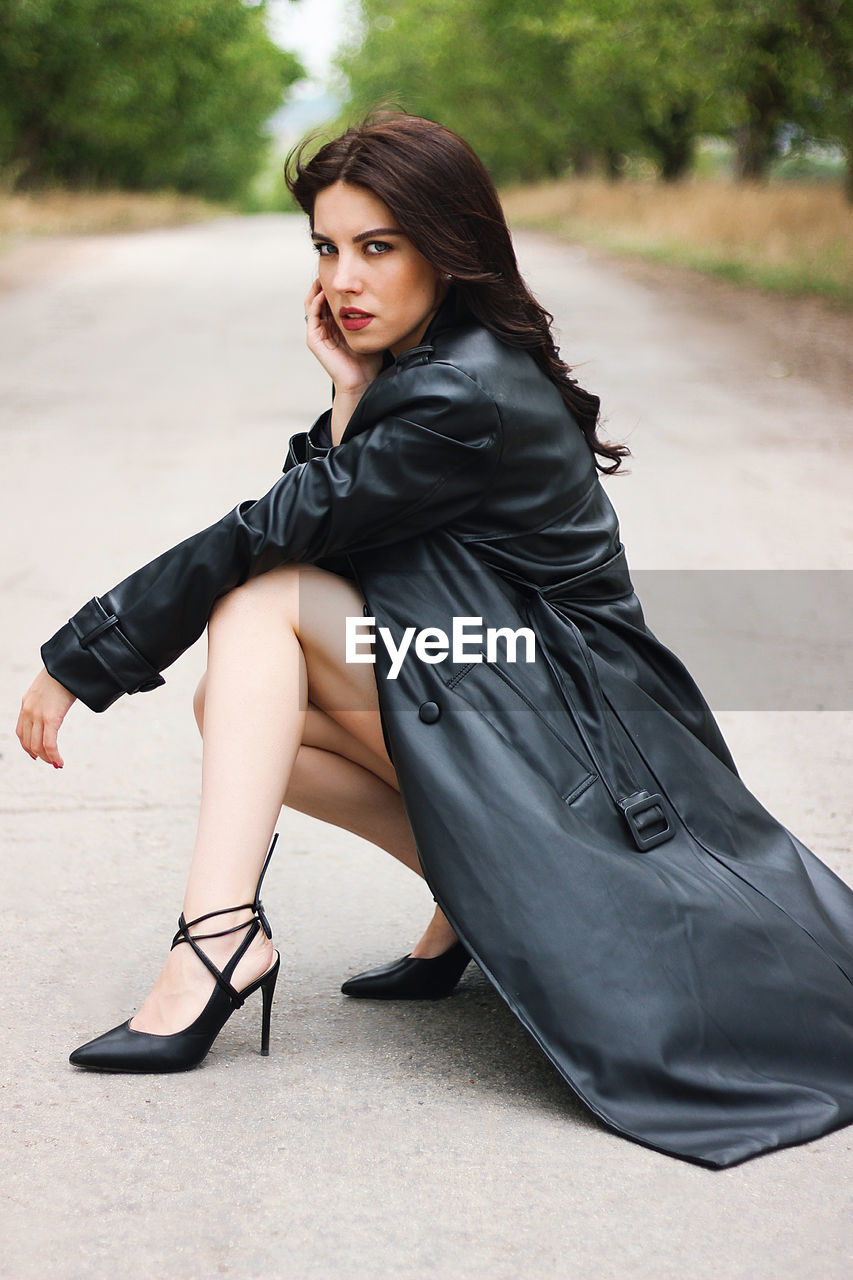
[53, 762, 62, 770]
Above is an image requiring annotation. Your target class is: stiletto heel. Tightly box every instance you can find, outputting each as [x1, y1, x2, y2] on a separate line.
[70, 835, 280, 1073]
[259, 958, 279, 1056]
[341, 939, 471, 1000]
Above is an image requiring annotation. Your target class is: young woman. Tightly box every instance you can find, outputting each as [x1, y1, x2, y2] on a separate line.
[16, 114, 853, 1167]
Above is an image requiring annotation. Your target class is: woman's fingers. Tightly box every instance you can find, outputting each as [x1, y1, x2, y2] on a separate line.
[304, 282, 324, 342]
[303, 279, 327, 335]
[39, 710, 64, 768]
[302, 279, 382, 394]
[15, 703, 36, 759]
[17, 710, 48, 763]
[17, 668, 75, 768]
[304, 284, 357, 384]
[305, 282, 336, 346]
[303, 276, 322, 311]
[30, 718, 45, 763]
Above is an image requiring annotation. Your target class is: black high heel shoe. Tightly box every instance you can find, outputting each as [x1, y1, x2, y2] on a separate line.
[341, 939, 471, 1000]
[69, 836, 280, 1073]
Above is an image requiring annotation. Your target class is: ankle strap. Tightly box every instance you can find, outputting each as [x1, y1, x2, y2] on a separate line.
[170, 833, 278, 1008]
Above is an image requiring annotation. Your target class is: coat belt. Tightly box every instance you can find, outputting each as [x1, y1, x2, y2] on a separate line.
[528, 589, 675, 853]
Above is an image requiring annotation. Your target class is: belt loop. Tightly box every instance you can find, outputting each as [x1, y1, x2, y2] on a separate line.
[79, 611, 120, 648]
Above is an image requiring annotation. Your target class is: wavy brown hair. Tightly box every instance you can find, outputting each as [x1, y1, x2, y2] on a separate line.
[285, 112, 628, 474]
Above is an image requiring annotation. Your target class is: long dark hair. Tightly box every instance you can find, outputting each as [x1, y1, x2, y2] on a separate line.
[285, 112, 628, 475]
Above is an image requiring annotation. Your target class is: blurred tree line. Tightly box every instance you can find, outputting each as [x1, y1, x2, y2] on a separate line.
[338, 0, 853, 198]
[0, 0, 302, 199]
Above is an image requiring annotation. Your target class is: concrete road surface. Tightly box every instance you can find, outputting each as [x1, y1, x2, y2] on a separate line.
[1, 216, 852, 1280]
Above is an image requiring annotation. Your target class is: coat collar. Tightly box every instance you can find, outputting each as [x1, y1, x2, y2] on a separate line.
[381, 288, 464, 371]
[335, 290, 467, 446]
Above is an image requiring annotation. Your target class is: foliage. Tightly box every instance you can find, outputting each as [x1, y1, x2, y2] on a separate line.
[553, 0, 722, 181]
[337, 0, 575, 182]
[794, 0, 853, 196]
[337, 0, 730, 183]
[336, 0, 852, 194]
[0, 0, 303, 199]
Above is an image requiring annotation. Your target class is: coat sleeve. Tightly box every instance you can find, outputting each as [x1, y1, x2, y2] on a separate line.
[41, 362, 502, 711]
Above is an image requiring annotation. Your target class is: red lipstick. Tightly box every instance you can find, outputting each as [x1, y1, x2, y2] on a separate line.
[340, 308, 374, 331]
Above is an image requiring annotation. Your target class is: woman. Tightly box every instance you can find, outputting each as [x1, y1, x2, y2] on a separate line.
[16, 114, 853, 1167]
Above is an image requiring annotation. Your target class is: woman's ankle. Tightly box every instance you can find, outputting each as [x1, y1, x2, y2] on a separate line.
[195, 923, 275, 986]
[410, 908, 458, 959]
[129, 924, 274, 1036]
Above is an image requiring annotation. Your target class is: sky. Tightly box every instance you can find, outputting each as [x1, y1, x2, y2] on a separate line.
[268, 0, 359, 89]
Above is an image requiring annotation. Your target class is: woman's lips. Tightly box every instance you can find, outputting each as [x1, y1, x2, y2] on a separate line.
[340, 309, 374, 332]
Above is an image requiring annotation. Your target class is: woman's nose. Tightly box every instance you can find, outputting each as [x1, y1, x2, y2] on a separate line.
[331, 252, 362, 294]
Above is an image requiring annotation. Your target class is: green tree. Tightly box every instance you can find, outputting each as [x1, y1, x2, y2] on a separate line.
[794, 0, 853, 197]
[0, 0, 303, 198]
[668, 1, 851, 189]
[337, 0, 574, 183]
[336, 0, 851, 189]
[696, 2, 822, 181]
[726, 11, 805, 178]
[338, 0, 720, 183]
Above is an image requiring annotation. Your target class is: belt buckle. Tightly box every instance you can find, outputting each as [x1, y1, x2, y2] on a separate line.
[621, 791, 675, 851]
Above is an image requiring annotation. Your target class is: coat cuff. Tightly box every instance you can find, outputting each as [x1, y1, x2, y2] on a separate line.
[282, 409, 332, 472]
[41, 597, 165, 712]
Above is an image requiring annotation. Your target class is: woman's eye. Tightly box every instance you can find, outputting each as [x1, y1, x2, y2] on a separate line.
[314, 243, 336, 257]
[365, 240, 392, 255]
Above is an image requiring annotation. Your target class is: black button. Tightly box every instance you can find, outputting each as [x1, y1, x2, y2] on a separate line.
[419, 701, 440, 724]
[363, 605, 370, 617]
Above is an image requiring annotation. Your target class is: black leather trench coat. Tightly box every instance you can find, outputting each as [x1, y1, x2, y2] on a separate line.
[42, 296, 853, 1168]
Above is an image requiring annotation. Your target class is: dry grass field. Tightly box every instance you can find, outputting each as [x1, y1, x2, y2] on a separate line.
[0, 188, 216, 242]
[3, 178, 851, 310]
[501, 177, 853, 305]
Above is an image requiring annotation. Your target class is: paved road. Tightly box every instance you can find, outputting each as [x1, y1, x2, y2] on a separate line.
[1, 216, 852, 1279]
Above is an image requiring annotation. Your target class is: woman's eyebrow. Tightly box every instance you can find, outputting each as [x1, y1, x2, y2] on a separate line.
[311, 227, 404, 244]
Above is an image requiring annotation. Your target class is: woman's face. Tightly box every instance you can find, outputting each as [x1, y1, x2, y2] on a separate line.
[312, 182, 448, 358]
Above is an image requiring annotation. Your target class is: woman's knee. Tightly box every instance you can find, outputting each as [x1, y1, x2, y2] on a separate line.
[207, 564, 312, 632]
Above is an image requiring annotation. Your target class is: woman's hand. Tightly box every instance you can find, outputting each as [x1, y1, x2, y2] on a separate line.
[17, 667, 77, 768]
[304, 279, 383, 396]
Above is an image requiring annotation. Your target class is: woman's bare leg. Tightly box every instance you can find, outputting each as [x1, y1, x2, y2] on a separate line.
[130, 566, 310, 1034]
[283, 709, 458, 958]
[195, 684, 457, 956]
[132, 565, 453, 1036]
